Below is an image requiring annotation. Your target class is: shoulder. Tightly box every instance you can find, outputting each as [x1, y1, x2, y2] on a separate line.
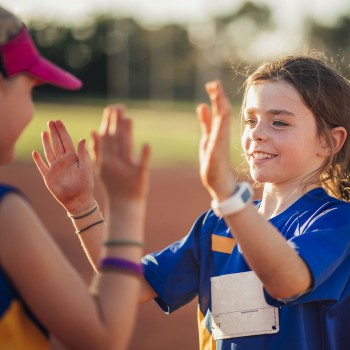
[0, 186, 37, 252]
[316, 192, 350, 220]
[187, 209, 229, 245]
[202, 209, 226, 231]
[298, 191, 350, 232]
[0, 185, 30, 221]
[179, 209, 223, 239]
[0, 184, 27, 208]
[0, 184, 20, 199]
[298, 188, 350, 218]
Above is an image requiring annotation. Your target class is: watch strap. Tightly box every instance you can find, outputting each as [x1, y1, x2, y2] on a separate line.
[211, 182, 254, 217]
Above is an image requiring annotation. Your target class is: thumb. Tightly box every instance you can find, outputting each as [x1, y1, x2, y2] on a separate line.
[77, 139, 90, 169]
[89, 131, 102, 165]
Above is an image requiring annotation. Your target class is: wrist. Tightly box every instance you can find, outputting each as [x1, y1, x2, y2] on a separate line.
[67, 201, 105, 235]
[67, 199, 98, 218]
[211, 182, 254, 217]
[208, 179, 238, 202]
[109, 198, 146, 213]
[65, 196, 97, 216]
[108, 201, 145, 241]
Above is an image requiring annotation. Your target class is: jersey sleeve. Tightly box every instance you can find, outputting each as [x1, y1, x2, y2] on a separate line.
[141, 212, 207, 314]
[266, 204, 350, 306]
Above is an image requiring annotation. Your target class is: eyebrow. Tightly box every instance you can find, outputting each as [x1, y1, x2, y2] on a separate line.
[243, 108, 295, 117]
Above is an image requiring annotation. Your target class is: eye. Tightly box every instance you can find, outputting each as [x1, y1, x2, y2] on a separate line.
[244, 119, 256, 127]
[272, 120, 288, 127]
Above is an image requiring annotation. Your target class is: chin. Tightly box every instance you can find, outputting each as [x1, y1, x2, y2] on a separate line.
[0, 150, 15, 165]
[250, 172, 266, 183]
[250, 168, 277, 184]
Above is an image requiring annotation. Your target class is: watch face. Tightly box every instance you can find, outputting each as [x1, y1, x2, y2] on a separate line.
[241, 187, 252, 203]
[212, 182, 253, 217]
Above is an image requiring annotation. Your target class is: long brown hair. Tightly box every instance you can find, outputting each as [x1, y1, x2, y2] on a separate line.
[241, 54, 350, 201]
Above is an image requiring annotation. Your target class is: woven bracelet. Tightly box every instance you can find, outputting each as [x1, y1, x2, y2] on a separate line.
[75, 219, 104, 234]
[99, 257, 143, 277]
[103, 239, 145, 247]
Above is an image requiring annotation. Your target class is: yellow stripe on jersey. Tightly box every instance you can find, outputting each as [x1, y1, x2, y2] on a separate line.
[211, 234, 236, 254]
[0, 300, 49, 350]
[198, 308, 216, 350]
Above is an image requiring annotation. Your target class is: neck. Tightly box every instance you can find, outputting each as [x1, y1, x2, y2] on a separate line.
[258, 182, 319, 219]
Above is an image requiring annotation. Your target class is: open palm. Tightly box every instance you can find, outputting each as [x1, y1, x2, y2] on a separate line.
[32, 120, 95, 214]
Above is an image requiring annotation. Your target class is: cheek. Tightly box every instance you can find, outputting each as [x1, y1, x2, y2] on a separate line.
[241, 130, 250, 151]
[21, 99, 34, 127]
[25, 108, 33, 127]
[10, 100, 34, 144]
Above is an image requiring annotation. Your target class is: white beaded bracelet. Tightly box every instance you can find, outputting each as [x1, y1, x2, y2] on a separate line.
[211, 182, 254, 217]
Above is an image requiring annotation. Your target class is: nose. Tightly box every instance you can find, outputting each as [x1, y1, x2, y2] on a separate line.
[249, 121, 268, 142]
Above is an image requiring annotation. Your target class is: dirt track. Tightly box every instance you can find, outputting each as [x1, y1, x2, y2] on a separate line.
[0, 163, 211, 350]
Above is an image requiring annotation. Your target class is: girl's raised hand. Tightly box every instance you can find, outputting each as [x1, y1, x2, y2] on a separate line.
[32, 120, 95, 214]
[90, 105, 151, 204]
[196, 80, 237, 201]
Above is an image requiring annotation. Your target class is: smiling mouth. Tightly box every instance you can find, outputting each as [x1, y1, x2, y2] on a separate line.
[249, 152, 277, 160]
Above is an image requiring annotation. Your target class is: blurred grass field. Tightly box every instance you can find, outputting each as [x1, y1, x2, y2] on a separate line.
[16, 100, 245, 168]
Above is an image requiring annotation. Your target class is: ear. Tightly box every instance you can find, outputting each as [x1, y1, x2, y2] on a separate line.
[331, 127, 347, 154]
[0, 73, 6, 91]
[318, 127, 347, 157]
[0, 75, 5, 99]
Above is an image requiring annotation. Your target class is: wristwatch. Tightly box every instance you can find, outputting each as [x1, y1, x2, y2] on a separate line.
[211, 182, 254, 217]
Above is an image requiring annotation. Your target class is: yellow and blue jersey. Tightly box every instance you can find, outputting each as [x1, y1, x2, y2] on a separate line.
[142, 187, 350, 350]
[0, 185, 49, 350]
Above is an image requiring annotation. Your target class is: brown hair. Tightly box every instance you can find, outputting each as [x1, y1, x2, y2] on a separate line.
[241, 53, 350, 201]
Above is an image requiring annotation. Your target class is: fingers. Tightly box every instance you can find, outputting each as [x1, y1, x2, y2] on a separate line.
[205, 80, 231, 119]
[41, 130, 56, 165]
[89, 130, 101, 166]
[99, 107, 111, 135]
[196, 103, 212, 137]
[117, 116, 134, 162]
[39, 120, 77, 166]
[139, 143, 151, 173]
[32, 150, 48, 178]
[100, 105, 124, 135]
[98, 105, 151, 183]
[77, 139, 91, 172]
[98, 104, 150, 169]
[197, 80, 234, 194]
[99, 105, 135, 163]
[47, 121, 65, 156]
[49, 120, 76, 154]
[197, 80, 232, 143]
[204, 80, 232, 143]
[137, 144, 151, 196]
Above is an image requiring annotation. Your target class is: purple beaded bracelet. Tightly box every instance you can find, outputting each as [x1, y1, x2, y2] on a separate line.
[99, 257, 143, 277]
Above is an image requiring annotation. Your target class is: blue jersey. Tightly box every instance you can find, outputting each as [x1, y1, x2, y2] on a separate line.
[0, 185, 49, 349]
[142, 188, 350, 350]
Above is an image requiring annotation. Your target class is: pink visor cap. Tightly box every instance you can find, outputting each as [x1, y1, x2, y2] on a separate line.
[0, 27, 82, 90]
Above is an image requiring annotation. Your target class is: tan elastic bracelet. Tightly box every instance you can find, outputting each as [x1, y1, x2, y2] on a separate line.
[103, 239, 145, 247]
[67, 201, 98, 220]
[75, 218, 105, 234]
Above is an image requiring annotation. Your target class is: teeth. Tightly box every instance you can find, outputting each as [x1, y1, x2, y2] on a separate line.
[251, 153, 275, 160]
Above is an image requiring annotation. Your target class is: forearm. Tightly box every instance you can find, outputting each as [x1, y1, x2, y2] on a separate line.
[68, 200, 106, 271]
[224, 203, 312, 299]
[100, 200, 146, 262]
[74, 200, 145, 264]
[100, 200, 158, 304]
[92, 200, 146, 346]
[77, 226, 105, 271]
